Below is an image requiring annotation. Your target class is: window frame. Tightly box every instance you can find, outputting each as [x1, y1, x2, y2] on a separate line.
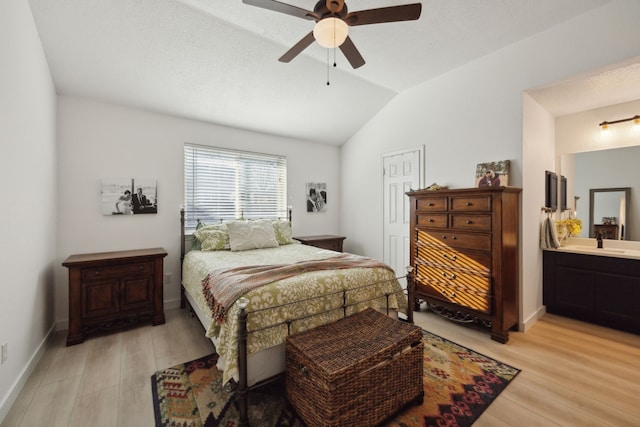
[184, 143, 287, 230]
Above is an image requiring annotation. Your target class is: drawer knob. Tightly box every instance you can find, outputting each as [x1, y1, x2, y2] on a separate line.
[94, 271, 100, 276]
[450, 292, 457, 298]
[466, 202, 471, 206]
[451, 236, 457, 240]
[442, 272, 457, 280]
[442, 253, 457, 261]
[466, 220, 472, 224]
[428, 218, 434, 222]
[428, 202, 434, 206]
[139, 265, 144, 270]
[442, 235, 447, 239]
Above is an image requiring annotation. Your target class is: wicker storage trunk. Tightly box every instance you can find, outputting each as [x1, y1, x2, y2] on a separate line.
[285, 308, 424, 427]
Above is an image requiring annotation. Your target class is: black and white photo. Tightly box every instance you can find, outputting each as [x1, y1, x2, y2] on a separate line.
[306, 182, 327, 213]
[102, 178, 158, 215]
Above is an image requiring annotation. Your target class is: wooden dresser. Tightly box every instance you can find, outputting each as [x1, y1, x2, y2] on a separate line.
[407, 187, 521, 343]
[593, 224, 619, 240]
[63, 248, 167, 345]
[293, 235, 346, 252]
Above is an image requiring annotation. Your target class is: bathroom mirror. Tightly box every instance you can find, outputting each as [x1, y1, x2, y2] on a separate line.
[589, 187, 631, 239]
[560, 145, 640, 241]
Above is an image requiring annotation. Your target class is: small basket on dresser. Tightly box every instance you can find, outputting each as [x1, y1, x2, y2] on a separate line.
[285, 308, 424, 427]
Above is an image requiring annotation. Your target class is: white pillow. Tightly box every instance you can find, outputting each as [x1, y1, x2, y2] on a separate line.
[227, 220, 279, 251]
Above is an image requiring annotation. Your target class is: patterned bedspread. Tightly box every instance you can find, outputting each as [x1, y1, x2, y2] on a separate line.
[181, 243, 406, 385]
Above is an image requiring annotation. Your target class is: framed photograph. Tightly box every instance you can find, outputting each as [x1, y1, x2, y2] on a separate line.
[102, 177, 158, 215]
[475, 160, 510, 188]
[306, 182, 327, 213]
[545, 171, 558, 212]
[560, 175, 567, 211]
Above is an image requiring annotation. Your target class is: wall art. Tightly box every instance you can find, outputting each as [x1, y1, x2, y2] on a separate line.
[102, 178, 158, 215]
[306, 182, 327, 213]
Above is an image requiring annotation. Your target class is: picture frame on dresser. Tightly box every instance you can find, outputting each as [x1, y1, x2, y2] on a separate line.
[474, 160, 510, 188]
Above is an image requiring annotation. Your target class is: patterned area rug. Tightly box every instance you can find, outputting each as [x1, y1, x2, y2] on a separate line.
[151, 330, 520, 427]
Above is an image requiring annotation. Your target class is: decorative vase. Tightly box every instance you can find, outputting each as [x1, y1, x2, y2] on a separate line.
[557, 225, 568, 246]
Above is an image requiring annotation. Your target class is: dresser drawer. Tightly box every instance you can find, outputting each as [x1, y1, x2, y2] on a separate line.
[450, 214, 491, 231]
[293, 235, 346, 252]
[415, 264, 490, 291]
[315, 240, 343, 252]
[450, 196, 491, 212]
[416, 197, 447, 211]
[82, 261, 153, 282]
[416, 213, 448, 228]
[414, 279, 491, 314]
[417, 229, 491, 252]
[415, 243, 491, 273]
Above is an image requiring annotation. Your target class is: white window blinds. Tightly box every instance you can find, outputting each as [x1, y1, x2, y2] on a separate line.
[184, 144, 287, 229]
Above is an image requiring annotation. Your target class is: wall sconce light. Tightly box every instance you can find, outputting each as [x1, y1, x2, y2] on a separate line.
[599, 114, 640, 134]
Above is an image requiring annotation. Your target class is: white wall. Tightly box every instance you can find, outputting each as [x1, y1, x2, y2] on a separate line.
[340, 0, 640, 328]
[0, 0, 57, 420]
[55, 96, 341, 326]
[556, 99, 640, 155]
[522, 94, 555, 329]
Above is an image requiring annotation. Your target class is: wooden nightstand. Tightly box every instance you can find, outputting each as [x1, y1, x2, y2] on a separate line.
[293, 235, 346, 252]
[63, 247, 167, 345]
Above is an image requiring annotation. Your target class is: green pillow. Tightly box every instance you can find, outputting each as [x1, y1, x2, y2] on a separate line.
[272, 219, 293, 245]
[193, 223, 230, 251]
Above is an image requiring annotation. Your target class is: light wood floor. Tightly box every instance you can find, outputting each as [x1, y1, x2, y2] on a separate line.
[2, 307, 639, 426]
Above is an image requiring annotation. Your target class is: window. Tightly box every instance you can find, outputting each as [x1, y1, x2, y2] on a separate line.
[184, 144, 287, 229]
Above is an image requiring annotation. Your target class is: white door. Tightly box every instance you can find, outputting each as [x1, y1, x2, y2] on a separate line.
[382, 147, 424, 280]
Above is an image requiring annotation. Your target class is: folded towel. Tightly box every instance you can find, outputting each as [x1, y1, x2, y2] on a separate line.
[540, 213, 560, 249]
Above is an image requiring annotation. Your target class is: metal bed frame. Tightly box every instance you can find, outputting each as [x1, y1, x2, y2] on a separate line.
[179, 208, 415, 426]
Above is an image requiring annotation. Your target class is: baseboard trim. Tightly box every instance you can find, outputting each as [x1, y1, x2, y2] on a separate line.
[521, 305, 547, 332]
[0, 324, 56, 425]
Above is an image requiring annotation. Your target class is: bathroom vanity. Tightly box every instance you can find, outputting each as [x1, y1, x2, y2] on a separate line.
[543, 241, 640, 334]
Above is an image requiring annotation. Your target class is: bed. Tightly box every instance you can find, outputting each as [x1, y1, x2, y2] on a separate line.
[179, 209, 412, 424]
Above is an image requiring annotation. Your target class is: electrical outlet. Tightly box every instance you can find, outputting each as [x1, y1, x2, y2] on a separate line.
[1, 343, 7, 364]
[165, 272, 172, 284]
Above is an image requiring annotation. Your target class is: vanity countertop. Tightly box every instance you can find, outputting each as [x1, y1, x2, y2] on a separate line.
[546, 237, 640, 260]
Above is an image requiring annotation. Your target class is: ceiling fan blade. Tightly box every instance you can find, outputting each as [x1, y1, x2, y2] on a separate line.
[345, 3, 422, 26]
[279, 31, 316, 63]
[339, 36, 365, 69]
[242, 0, 315, 21]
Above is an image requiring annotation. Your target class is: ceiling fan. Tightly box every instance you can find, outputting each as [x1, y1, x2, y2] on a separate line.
[242, 0, 422, 69]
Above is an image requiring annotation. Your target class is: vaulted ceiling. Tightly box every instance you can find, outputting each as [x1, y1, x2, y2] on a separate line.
[29, 0, 615, 145]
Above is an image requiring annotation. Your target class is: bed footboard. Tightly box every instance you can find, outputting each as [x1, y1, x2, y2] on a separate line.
[235, 267, 415, 427]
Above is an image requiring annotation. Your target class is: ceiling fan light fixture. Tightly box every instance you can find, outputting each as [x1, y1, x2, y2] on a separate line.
[313, 17, 348, 48]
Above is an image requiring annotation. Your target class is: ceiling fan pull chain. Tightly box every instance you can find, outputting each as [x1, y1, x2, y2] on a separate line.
[326, 49, 330, 86]
[333, 18, 337, 68]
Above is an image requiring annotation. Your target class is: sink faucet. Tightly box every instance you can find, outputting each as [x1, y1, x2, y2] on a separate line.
[596, 232, 603, 248]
